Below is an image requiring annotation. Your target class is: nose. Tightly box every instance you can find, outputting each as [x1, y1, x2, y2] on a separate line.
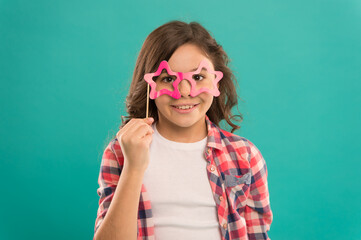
[178, 79, 192, 97]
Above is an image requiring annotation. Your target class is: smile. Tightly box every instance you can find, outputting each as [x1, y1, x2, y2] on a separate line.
[171, 104, 199, 113]
[174, 105, 196, 109]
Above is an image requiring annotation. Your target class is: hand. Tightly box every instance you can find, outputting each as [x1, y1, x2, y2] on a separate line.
[116, 118, 154, 174]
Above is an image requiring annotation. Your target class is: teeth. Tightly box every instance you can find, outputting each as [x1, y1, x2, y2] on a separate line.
[175, 105, 195, 110]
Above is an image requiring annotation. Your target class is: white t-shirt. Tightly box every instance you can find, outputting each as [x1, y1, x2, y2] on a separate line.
[143, 122, 222, 240]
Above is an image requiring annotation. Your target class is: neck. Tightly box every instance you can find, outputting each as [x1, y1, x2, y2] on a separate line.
[156, 117, 208, 143]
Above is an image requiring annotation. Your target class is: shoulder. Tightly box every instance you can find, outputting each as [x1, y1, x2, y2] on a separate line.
[215, 125, 264, 164]
[102, 138, 125, 166]
[216, 126, 251, 152]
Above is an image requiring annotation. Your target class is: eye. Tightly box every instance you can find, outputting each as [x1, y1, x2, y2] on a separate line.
[161, 76, 175, 83]
[193, 74, 204, 81]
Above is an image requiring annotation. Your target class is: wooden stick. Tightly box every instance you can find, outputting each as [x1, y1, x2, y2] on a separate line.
[146, 84, 149, 119]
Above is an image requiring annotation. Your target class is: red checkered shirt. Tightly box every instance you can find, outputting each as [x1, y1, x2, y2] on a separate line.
[94, 115, 273, 240]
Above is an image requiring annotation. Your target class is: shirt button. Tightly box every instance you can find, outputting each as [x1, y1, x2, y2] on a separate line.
[219, 196, 223, 201]
[210, 166, 215, 172]
[223, 223, 227, 229]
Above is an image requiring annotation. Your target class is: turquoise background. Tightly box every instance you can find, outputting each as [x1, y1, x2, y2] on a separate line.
[1, 0, 360, 239]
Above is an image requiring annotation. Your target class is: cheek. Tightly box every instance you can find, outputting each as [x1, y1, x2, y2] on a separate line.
[199, 94, 214, 107]
[154, 96, 171, 109]
[206, 94, 214, 103]
[154, 99, 160, 108]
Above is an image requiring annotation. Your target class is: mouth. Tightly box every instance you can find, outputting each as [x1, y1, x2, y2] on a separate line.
[170, 103, 200, 113]
[171, 103, 200, 110]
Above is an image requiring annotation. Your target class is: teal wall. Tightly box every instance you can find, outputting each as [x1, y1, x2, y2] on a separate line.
[1, 0, 360, 239]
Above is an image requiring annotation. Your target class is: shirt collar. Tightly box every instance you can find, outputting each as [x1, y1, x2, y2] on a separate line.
[205, 114, 224, 151]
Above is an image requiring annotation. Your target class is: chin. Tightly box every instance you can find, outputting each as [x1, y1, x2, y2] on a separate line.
[167, 118, 191, 128]
[175, 121, 197, 128]
[170, 115, 204, 129]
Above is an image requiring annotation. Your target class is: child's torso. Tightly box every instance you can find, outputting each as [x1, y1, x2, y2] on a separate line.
[142, 123, 222, 240]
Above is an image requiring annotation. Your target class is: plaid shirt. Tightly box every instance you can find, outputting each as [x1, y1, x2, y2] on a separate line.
[94, 115, 273, 240]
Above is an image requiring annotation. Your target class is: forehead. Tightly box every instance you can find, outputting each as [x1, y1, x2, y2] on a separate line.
[167, 43, 214, 72]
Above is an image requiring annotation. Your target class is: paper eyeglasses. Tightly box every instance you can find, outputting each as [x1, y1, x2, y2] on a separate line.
[144, 59, 223, 99]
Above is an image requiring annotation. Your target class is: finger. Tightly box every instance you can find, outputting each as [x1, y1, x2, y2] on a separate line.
[117, 118, 154, 141]
[131, 123, 154, 140]
[142, 133, 154, 146]
[145, 117, 154, 125]
[117, 118, 141, 136]
[125, 117, 154, 135]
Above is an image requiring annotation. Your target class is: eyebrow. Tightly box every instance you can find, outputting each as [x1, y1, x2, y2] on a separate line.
[160, 67, 207, 73]
[175, 67, 207, 72]
[191, 67, 207, 72]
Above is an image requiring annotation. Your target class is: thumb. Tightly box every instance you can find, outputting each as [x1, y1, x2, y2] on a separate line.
[145, 117, 154, 124]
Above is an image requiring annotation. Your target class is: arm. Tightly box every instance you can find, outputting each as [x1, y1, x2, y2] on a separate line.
[93, 140, 145, 240]
[245, 140, 273, 240]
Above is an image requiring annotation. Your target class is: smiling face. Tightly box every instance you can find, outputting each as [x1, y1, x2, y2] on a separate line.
[154, 43, 215, 138]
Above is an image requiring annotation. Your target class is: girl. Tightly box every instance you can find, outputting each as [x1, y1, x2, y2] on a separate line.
[93, 20, 273, 240]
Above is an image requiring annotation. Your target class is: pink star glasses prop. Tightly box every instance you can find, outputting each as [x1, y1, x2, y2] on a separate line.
[143, 59, 223, 118]
[144, 59, 223, 99]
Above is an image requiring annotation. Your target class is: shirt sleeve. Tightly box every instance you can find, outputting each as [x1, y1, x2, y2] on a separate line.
[245, 140, 273, 240]
[94, 139, 123, 236]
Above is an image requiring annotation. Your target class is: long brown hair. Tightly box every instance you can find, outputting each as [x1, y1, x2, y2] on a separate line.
[121, 20, 243, 133]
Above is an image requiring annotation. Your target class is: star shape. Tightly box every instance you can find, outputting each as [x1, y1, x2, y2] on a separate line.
[144, 59, 223, 99]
